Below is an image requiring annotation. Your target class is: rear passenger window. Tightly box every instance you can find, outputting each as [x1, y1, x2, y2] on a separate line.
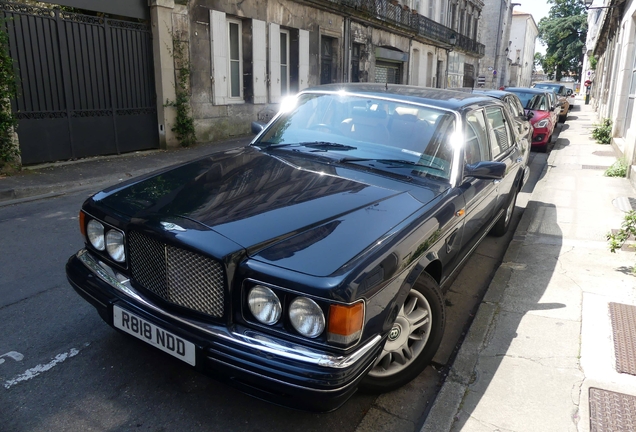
[464, 110, 491, 165]
[485, 107, 512, 158]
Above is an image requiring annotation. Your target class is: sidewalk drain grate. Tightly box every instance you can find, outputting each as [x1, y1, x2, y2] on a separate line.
[612, 197, 636, 213]
[582, 165, 611, 170]
[589, 388, 636, 431]
[609, 302, 636, 375]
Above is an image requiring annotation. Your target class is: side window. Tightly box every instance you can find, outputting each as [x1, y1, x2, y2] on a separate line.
[464, 109, 491, 165]
[485, 106, 512, 158]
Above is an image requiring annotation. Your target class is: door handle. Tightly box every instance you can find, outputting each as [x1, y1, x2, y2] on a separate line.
[493, 179, 502, 184]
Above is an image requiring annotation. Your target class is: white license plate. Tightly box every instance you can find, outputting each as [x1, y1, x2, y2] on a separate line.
[113, 305, 196, 366]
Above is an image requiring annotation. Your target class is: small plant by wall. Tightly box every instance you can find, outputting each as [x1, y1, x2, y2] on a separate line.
[604, 158, 627, 178]
[592, 118, 612, 144]
[164, 32, 196, 147]
[0, 18, 19, 170]
[607, 211, 636, 273]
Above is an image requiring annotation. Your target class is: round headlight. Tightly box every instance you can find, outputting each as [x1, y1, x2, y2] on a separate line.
[289, 297, 325, 338]
[87, 220, 105, 250]
[106, 230, 126, 262]
[248, 286, 282, 325]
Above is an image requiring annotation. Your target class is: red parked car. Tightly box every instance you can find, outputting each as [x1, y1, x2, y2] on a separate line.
[505, 87, 558, 152]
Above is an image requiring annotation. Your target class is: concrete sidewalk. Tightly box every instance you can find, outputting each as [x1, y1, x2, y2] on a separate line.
[422, 100, 636, 431]
[0, 136, 251, 205]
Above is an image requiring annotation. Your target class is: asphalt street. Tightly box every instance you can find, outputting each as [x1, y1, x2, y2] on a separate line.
[0, 125, 555, 431]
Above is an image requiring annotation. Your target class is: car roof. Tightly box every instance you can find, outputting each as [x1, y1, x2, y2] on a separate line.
[533, 82, 563, 87]
[505, 87, 551, 95]
[301, 83, 497, 110]
[465, 89, 516, 99]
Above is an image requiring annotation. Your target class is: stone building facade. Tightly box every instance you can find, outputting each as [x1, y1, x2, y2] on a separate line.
[507, 11, 538, 88]
[585, 0, 636, 187]
[159, 0, 485, 145]
[479, 0, 517, 88]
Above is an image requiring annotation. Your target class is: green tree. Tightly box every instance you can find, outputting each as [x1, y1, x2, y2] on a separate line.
[537, 0, 587, 81]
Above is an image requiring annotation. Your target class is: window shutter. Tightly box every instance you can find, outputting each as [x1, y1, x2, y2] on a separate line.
[210, 10, 227, 105]
[299, 29, 309, 91]
[252, 19, 267, 104]
[269, 23, 281, 103]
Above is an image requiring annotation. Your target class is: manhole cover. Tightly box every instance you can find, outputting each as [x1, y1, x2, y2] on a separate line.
[609, 302, 636, 375]
[612, 197, 636, 213]
[589, 388, 636, 431]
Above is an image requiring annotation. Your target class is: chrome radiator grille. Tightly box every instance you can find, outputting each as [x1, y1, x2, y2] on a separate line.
[128, 231, 225, 318]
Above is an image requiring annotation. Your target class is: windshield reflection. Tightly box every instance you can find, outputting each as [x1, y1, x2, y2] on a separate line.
[256, 93, 457, 180]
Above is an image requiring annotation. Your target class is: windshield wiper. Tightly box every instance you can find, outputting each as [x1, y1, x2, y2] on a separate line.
[300, 142, 357, 151]
[263, 142, 357, 151]
[339, 157, 446, 172]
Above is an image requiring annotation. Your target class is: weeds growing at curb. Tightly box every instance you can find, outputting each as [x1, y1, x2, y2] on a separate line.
[607, 211, 636, 273]
[164, 31, 197, 147]
[592, 118, 612, 144]
[0, 18, 20, 170]
[605, 158, 627, 177]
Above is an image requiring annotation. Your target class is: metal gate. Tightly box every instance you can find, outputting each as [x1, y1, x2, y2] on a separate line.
[1, 2, 158, 165]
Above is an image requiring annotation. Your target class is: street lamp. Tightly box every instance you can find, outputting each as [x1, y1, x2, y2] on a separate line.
[449, 33, 457, 52]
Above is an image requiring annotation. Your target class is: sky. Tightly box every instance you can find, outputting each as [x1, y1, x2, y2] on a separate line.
[516, 0, 552, 54]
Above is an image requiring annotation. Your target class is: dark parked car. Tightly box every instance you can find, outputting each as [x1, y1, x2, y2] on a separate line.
[463, 89, 533, 146]
[66, 84, 529, 412]
[506, 87, 558, 152]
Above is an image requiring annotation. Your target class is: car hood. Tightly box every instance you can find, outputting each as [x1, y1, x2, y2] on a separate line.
[95, 147, 437, 276]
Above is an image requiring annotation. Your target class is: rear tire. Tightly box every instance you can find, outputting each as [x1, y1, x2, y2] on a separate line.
[361, 273, 445, 393]
[491, 188, 518, 237]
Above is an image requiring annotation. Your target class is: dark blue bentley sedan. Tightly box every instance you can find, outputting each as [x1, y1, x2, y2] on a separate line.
[66, 84, 529, 411]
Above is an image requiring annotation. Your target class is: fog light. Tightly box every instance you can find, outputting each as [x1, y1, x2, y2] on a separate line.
[106, 229, 126, 262]
[248, 286, 282, 325]
[87, 220, 105, 250]
[289, 297, 325, 338]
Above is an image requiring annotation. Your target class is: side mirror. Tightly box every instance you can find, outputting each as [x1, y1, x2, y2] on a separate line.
[524, 111, 535, 120]
[566, 89, 573, 96]
[251, 121, 265, 135]
[464, 161, 506, 180]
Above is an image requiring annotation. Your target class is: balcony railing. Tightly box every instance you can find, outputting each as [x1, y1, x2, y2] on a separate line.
[320, 0, 485, 57]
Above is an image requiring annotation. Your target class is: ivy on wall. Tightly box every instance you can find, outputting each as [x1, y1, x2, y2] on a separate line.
[165, 31, 196, 147]
[0, 18, 19, 168]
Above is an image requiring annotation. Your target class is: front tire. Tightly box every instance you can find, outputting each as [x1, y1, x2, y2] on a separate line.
[361, 273, 445, 393]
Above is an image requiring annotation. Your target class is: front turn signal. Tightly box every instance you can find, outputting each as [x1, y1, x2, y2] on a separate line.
[79, 211, 86, 238]
[327, 302, 364, 345]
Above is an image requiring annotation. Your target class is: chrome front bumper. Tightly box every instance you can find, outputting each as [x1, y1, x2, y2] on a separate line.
[74, 249, 382, 370]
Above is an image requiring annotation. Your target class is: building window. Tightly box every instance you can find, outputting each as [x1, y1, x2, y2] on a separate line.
[375, 61, 401, 84]
[228, 19, 243, 99]
[624, 53, 636, 136]
[351, 43, 362, 82]
[280, 29, 290, 96]
[428, 0, 435, 19]
[321, 36, 336, 85]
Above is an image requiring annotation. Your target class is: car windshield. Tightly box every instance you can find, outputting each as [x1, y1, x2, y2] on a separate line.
[256, 92, 457, 180]
[508, 91, 543, 109]
[534, 84, 558, 91]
